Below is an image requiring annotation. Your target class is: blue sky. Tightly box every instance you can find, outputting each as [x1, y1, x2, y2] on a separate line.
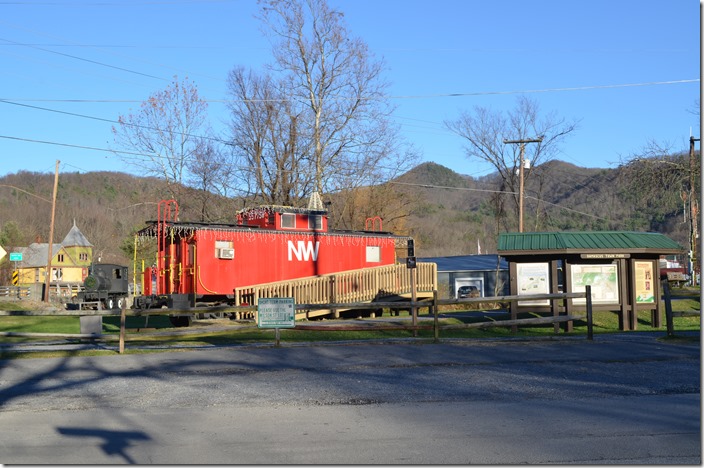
[0, 0, 700, 179]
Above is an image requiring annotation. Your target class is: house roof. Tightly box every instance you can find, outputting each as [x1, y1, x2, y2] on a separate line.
[498, 231, 685, 256]
[417, 254, 508, 272]
[19, 243, 63, 268]
[15, 222, 92, 268]
[61, 221, 93, 247]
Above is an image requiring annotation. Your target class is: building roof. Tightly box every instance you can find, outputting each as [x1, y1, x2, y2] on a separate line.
[15, 222, 92, 268]
[498, 231, 685, 256]
[417, 254, 508, 272]
[19, 243, 63, 268]
[61, 220, 93, 247]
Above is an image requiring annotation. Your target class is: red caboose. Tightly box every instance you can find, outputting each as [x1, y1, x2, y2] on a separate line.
[134, 198, 408, 310]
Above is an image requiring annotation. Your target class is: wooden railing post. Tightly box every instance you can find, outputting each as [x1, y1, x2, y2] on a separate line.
[585, 285, 593, 341]
[661, 279, 674, 337]
[330, 276, 337, 318]
[119, 298, 126, 354]
[433, 290, 439, 343]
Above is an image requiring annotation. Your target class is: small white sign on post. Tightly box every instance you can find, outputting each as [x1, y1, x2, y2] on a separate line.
[257, 298, 296, 328]
[257, 297, 295, 346]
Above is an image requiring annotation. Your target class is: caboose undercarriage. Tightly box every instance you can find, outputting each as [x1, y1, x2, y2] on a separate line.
[132, 293, 240, 327]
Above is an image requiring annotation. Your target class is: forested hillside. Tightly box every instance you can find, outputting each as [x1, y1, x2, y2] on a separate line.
[396, 160, 691, 256]
[0, 159, 692, 276]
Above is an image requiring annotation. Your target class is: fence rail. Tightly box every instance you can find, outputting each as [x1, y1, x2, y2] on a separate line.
[2, 283, 699, 354]
[0, 286, 31, 298]
[0, 287, 601, 353]
[0, 283, 85, 302]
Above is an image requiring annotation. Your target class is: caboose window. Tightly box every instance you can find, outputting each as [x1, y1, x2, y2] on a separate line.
[113, 268, 122, 279]
[366, 246, 381, 262]
[281, 213, 296, 229]
[308, 215, 323, 230]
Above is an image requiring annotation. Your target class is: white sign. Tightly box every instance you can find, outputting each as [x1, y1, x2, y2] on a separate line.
[0, 245, 6, 262]
[516, 262, 550, 306]
[257, 298, 296, 328]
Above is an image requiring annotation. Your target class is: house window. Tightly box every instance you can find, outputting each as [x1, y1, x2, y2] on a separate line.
[57, 254, 64, 263]
[281, 213, 296, 229]
[308, 215, 323, 230]
[79, 253, 88, 261]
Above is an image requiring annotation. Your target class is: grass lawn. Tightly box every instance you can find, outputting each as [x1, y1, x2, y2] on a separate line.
[0, 287, 699, 358]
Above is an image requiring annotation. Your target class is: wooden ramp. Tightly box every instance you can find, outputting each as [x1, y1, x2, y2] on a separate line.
[232, 262, 437, 320]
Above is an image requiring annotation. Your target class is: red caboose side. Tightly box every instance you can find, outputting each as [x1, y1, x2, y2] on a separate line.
[135, 199, 408, 309]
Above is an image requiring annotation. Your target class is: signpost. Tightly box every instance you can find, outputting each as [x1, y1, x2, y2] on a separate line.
[257, 297, 295, 346]
[9, 252, 22, 293]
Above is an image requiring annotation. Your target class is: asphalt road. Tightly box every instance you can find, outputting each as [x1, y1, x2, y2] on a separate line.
[0, 332, 700, 464]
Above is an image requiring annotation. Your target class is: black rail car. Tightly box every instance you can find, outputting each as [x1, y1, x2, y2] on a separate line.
[73, 263, 129, 310]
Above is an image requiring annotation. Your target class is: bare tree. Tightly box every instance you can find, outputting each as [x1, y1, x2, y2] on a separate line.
[227, 67, 312, 205]
[112, 76, 211, 203]
[445, 96, 579, 231]
[246, 0, 409, 202]
[187, 138, 234, 222]
[619, 139, 700, 276]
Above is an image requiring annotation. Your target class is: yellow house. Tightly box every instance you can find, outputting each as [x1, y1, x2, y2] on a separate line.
[15, 221, 93, 286]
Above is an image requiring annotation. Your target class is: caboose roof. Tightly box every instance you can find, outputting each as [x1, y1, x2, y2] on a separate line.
[237, 205, 327, 216]
[135, 220, 405, 239]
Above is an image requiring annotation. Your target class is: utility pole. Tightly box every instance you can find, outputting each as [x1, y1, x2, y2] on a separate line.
[43, 160, 60, 303]
[688, 136, 700, 285]
[503, 137, 542, 232]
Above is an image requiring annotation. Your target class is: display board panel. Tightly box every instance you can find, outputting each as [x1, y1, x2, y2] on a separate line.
[571, 264, 619, 305]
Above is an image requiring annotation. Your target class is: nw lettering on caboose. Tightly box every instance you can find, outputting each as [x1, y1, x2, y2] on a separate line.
[287, 240, 320, 261]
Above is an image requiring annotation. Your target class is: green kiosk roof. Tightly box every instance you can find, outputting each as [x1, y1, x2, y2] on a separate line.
[498, 231, 685, 255]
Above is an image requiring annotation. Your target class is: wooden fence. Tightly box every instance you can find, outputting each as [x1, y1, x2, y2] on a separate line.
[0, 286, 31, 299]
[0, 287, 599, 353]
[0, 284, 83, 302]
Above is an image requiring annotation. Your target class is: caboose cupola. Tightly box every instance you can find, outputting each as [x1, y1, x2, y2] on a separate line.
[237, 205, 328, 232]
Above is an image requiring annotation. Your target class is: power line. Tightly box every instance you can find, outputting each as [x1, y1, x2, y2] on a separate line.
[0, 99, 228, 145]
[0, 20, 226, 83]
[1, 78, 699, 103]
[0, 131, 642, 224]
[0, 134, 153, 158]
[0, 37, 168, 81]
[389, 181, 613, 223]
[390, 181, 511, 196]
